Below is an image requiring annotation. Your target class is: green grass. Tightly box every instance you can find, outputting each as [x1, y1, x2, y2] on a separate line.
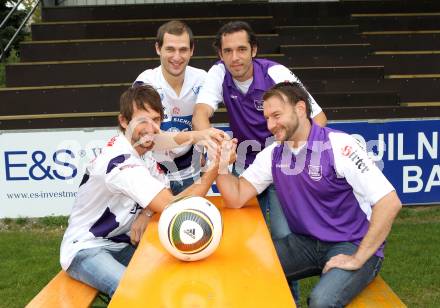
[0, 230, 62, 308]
[1, 208, 439, 307]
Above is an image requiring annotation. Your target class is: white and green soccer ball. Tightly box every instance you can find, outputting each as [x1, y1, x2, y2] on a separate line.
[158, 196, 223, 261]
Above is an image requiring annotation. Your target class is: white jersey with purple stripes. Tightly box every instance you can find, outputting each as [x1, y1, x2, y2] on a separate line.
[242, 122, 395, 257]
[134, 65, 207, 181]
[60, 134, 168, 271]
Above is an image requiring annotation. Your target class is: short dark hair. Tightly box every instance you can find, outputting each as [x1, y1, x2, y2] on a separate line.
[213, 21, 258, 52]
[119, 84, 164, 132]
[263, 82, 312, 118]
[156, 20, 194, 49]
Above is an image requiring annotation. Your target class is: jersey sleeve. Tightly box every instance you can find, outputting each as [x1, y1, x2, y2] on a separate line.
[268, 65, 323, 118]
[133, 69, 154, 86]
[195, 63, 226, 111]
[240, 143, 275, 194]
[105, 160, 166, 208]
[329, 132, 395, 205]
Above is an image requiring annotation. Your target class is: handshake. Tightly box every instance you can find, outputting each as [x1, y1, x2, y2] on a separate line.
[192, 128, 238, 175]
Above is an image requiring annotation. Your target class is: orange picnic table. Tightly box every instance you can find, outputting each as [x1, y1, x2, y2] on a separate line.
[109, 196, 295, 308]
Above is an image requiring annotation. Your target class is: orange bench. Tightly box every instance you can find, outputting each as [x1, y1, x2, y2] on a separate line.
[26, 271, 98, 308]
[348, 275, 406, 307]
[27, 196, 405, 308]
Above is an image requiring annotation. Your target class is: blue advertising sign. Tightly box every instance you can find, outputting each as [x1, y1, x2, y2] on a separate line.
[327, 119, 439, 205]
[215, 119, 440, 206]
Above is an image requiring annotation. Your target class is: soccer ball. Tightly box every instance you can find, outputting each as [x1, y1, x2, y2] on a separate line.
[158, 196, 223, 261]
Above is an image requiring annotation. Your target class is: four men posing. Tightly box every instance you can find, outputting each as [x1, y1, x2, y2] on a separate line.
[61, 19, 401, 307]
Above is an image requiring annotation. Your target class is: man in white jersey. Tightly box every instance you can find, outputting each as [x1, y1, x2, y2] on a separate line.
[134, 20, 207, 194]
[60, 84, 226, 298]
[216, 82, 402, 307]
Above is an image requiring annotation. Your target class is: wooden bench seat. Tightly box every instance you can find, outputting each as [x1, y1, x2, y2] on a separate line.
[348, 275, 406, 307]
[26, 271, 98, 308]
[27, 196, 405, 307]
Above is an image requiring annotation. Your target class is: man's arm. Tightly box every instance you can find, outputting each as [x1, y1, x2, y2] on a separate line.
[267, 64, 327, 126]
[313, 111, 327, 127]
[216, 139, 269, 209]
[131, 163, 220, 245]
[152, 126, 225, 150]
[323, 132, 402, 272]
[323, 191, 401, 273]
[192, 103, 215, 130]
[215, 173, 259, 209]
[148, 156, 221, 213]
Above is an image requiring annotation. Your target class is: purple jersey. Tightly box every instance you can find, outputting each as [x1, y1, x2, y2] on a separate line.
[243, 121, 395, 258]
[196, 59, 322, 169]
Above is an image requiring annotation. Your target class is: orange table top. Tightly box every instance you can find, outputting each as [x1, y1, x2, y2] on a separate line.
[109, 196, 295, 308]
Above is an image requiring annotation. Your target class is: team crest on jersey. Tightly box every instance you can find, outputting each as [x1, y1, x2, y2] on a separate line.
[254, 99, 264, 111]
[172, 107, 180, 115]
[308, 165, 322, 181]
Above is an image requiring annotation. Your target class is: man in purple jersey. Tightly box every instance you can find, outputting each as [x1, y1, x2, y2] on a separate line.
[215, 82, 402, 307]
[192, 21, 327, 300]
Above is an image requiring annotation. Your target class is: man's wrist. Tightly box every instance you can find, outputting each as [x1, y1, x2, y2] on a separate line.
[143, 207, 155, 218]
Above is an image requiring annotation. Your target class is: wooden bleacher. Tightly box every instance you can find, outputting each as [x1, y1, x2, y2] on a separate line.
[1, 0, 440, 129]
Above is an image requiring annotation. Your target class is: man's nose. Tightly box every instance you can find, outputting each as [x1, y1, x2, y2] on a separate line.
[172, 50, 182, 60]
[232, 50, 239, 61]
[267, 118, 275, 131]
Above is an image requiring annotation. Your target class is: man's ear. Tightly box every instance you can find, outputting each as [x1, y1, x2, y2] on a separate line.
[295, 100, 307, 117]
[155, 42, 161, 57]
[218, 49, 223, 61]
[118, 114, 128, 130]
[251, 45, 258, 58]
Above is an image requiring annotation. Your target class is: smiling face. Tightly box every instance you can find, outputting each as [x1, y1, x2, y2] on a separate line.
[156, 32, 193, 79]
[264, 95, 300, 143]
[119, 103, 162, 155]
[219, 30, 257, 82]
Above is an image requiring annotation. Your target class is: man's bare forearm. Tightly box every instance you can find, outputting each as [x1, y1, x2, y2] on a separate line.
[215, 174, 244, 208]
[192, 104, 213, 131]
[176, 164, 219, 199]
[354, 191, 402, 264]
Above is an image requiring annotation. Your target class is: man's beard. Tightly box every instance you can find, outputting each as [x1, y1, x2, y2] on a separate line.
[279, 118, 299, 143]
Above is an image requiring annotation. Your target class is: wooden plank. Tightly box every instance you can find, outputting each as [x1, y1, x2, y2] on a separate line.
[26, 271, 98, 308]
[348, 276, 406, 307]
[109, 196, 295, 308]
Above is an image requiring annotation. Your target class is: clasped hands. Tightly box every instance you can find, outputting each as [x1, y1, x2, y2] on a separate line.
[193, 127, 237, 174]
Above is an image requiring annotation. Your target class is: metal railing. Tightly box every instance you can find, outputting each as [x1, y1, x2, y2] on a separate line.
[0, 0, 40, 61]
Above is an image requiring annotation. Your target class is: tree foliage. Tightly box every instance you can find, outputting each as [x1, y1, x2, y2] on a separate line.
[0, 0, 29, 60]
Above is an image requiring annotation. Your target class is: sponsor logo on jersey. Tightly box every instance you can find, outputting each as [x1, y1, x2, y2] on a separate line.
[341, 145, 370, 173]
